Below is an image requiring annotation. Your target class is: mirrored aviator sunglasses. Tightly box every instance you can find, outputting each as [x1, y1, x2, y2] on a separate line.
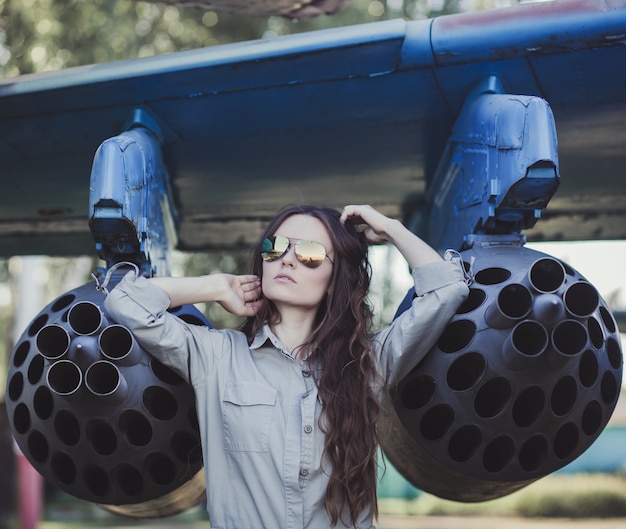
[261, 236, 332, 268]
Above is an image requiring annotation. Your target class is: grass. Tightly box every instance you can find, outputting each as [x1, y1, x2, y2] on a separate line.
[378, 473, 626, 518]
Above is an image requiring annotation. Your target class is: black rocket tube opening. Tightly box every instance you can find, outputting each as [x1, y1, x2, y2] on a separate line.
[99, 324, 141, 366]
[36, 324, 70, 360]
[485, 283, 533, 329]
[85, 360, 128, 402]
[528, 257, 566, 293]
[47, 360, 82, 396]
[564, 281, 599, 319]
[68, 301, 107, 335]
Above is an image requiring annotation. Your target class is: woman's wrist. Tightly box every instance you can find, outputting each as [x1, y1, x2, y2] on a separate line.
[205, 273, 230, 304]
[380, 218, 406, 243]
[385, 221, 443, 268]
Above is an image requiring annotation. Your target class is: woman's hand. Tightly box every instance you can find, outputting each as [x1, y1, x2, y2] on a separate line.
[216, 274, 264, 317]
[340, 204, 396, 244]
[341, 204, 442, 268]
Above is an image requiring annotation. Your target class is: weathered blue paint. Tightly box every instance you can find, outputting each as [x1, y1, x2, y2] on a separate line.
[88, 110, 177, 276]
[419, 77, 559, 252]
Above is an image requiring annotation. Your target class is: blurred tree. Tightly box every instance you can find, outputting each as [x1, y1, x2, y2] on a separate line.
[138, 0, 352, 20]
[0, 0, 402, 77]
[0, 0, 516, 75]
[0, 0, 269, 76]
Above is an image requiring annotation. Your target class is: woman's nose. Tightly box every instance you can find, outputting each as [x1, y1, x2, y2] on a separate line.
[280, 245, 297, 266]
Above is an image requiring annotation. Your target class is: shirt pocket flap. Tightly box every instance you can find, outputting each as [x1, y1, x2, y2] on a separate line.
[223, 382, 277, 407]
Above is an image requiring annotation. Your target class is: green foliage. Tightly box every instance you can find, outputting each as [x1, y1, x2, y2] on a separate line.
[0, 0, 512, 77]
[514, 474, 626, 518]
[0, 0, 271, 75]
[0, 0, 392, 77]
[379, 474, 626, 519]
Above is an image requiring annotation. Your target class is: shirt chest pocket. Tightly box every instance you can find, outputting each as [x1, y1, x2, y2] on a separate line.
[222, 382, 277, 452]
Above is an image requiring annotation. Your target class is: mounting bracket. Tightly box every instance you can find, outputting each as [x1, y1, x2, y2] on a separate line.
[88, 109, 177, 277]
[413, 76, 559, 252]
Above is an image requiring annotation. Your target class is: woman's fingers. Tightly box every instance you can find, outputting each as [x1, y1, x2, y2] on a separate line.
[340, 204, 367, 224]
[341, 205, 392, 243]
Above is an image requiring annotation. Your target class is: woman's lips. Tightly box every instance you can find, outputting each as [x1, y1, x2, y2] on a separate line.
[274, 274, 295, 283]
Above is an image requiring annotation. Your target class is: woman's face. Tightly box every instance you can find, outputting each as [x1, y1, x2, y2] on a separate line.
[261, 214, 334, 314]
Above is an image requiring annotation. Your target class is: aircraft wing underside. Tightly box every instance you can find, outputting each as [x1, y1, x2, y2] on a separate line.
[1, 0, 625, 256]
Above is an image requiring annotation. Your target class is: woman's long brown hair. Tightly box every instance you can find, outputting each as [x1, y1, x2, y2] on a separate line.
[241, 205, 380, 527]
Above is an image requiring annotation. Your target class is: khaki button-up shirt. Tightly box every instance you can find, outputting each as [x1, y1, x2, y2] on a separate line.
[104, 257, 468, 529]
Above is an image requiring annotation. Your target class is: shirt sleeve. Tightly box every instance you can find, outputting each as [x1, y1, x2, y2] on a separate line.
[103, 271, 230, 385]
[372, 253, 470, 387]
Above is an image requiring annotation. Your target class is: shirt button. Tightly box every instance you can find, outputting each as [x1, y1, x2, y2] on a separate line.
[304, 425, 313, 434]
[300, 468, 309, 477]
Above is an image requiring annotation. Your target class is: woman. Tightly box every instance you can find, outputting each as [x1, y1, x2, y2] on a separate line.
[104, 204, 469, 529]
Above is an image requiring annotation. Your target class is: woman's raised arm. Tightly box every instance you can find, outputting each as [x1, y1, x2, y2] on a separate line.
[340, 204, 441, 269]
[148, 274, 263, 317]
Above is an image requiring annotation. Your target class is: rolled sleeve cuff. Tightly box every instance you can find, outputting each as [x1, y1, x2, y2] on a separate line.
[411, 253, 467, 297]
[106, 272, 171, 324]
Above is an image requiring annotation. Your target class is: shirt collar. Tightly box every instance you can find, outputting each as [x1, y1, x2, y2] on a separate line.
[250, 325, 321, 369]
[250, 324, 284, 352]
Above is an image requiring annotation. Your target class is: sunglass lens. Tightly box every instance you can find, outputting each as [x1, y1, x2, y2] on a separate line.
[295, 240, 327, 268]
[261, 236, 289, 261]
